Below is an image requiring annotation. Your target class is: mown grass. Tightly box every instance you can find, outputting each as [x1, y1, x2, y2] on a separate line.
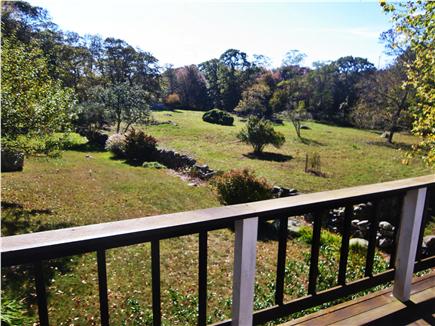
[147, 110, 432, 192]
[1, 112, 433, 325]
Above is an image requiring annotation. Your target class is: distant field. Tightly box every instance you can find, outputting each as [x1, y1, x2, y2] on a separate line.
[148, 110, 431, 193]
[1, 110, 432, 325]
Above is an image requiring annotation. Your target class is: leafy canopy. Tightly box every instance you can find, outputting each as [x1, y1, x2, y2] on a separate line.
[381, 0, 435, 166]
[1, 36, 76, 151]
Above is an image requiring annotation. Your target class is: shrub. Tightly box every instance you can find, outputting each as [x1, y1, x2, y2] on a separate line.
[164, 93, 181, 108]
[124, 128, 158, 164]
[213, 168, 273, 205]
[105, 133, 126, 158]
[237, 116, 285, 153]
[1, 293, 35, 325]
[202, 109, 234, 126]
[297, 226, 341, 247]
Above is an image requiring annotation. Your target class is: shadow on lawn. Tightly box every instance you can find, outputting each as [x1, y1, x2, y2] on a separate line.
[68, 143, 106, 152]
[300, 137, 325, 146]
[1, 201, 66, 236]
[367, 140, 413, 151]
[243, 152, 293, 162]
[1, 201, 77, 310]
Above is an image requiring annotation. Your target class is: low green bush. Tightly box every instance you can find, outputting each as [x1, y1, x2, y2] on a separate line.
[202, 109, 234, 126]
[237, 116, 285, 153]
[124, 128, 158, 164]
[297, 225, 341, 247]
[3, 132, 87, 157]
[1, 293, 35, 326]
[213, 168, 273, 205]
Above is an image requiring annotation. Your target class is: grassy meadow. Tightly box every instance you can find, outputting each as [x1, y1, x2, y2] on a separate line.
[147, 110, 431, 192]
[1, 110, 433, 325]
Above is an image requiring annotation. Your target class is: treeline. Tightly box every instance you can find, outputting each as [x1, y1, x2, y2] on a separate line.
[0, 1, 419, 145]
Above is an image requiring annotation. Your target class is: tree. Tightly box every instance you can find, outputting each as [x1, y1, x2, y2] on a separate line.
[162, 64, 177, 96]
[282, 49, 307, 67]
[102, 37, 161, 94]
[237, 116, 285, 154]
[219, 49, 254, 112]
[91, 83, 151, 133]
[173, 65, 209, 109]
[235, 82, 273, 117]
[298, 57, 374, 125]
[353, 56, 413, 143]
[285, 101, 309, 139]
[1, 36, 76, 151]
[199, 59, 223, 108]
[381, 0, 435, 166]
[1, 1, 54, 43]
[252, 54, 272, 70]
[219, 49, 250, 72]
[270, 75, 308, 112]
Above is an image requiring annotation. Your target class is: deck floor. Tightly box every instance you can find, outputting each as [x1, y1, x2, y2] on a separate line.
[282, 272, 435, 326]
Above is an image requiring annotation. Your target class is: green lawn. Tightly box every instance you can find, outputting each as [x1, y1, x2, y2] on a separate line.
[1, 110, 433, 325]
[147, 110, 431, 193]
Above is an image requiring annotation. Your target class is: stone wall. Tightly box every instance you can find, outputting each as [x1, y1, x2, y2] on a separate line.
[319, 203, 398, 251]
[155, 149, 216, 179]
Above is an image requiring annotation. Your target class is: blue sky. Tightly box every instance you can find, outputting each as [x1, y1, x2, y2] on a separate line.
[29, 0, 394, 68]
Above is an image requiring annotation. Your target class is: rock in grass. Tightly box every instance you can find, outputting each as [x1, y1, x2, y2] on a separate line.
[378, 221, 393, 231]
[378, 237, 393, 249]
[142, 161, 166, 169]
[357, 220, 370, 231]
[287, 220, 302, 239]
[349, 238, 368, 249]
[422, 235, 435, 256]
[351, 219, 360, 227]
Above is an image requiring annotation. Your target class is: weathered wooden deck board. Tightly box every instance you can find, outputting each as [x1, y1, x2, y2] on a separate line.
[281, 272, 435, 326]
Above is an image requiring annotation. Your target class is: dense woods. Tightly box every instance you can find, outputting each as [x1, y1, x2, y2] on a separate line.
[1, 1, 433, 164]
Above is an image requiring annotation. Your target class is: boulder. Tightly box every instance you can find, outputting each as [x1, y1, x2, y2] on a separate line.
[349, 238, 368, 249]
[287, 220, 302, 239]
[353, 203, 373, 220]
[351, 219, 360, 228]
[378, 221, 394, 231]
[422, 235, 435, 256]
[380, 131, 391, 139]
[353, 230, 365, 239]
[272, 186, 282, 195]
[273, 187, 299, 198]
[300, 125, 311, 130]
[357, 220, 370, 231]
[378, 237, 394, 250]
[378, 221, 394, 237]
[379, 228, 394, 238]
[1, 148, 24, 172]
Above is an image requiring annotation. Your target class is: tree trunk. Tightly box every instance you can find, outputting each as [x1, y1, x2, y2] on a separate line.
[387, 130, 395, 144]
[124, 122, 132, 133]
[292, 119, 301, 139]
[116, 120, 121, 133]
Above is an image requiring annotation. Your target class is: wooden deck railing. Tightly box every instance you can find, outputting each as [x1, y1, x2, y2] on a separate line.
[1, 175, 434, 325]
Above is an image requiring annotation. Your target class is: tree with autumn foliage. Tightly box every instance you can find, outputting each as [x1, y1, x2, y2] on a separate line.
[381, 0, 435, 166]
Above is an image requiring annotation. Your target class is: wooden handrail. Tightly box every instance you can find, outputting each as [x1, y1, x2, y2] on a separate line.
[2, 174, 434, 267]
[2, 174, 434, 326]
